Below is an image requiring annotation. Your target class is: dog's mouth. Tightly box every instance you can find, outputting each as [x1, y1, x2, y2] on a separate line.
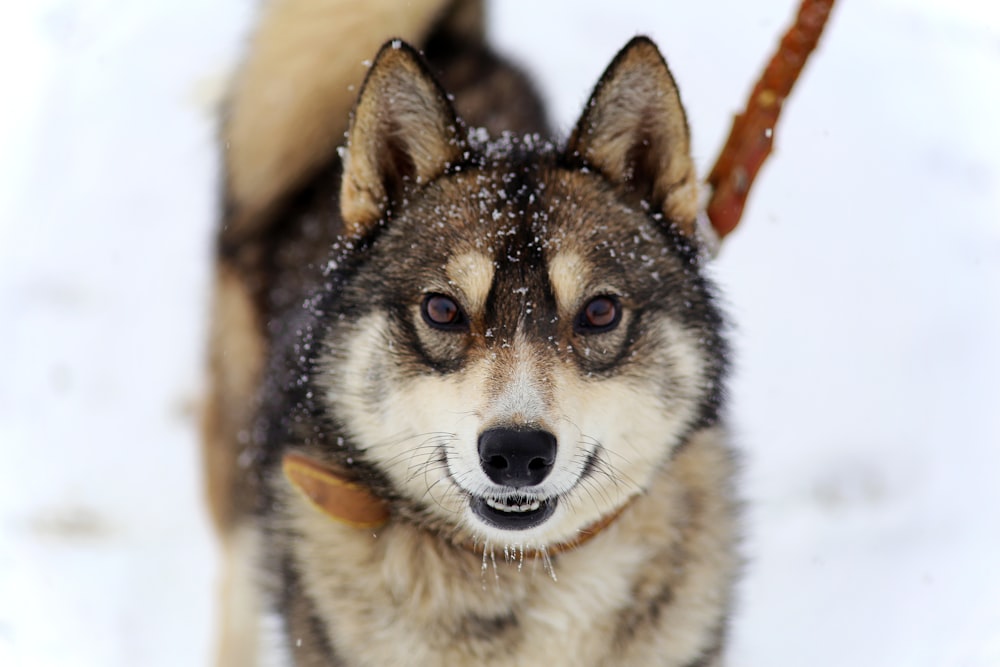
[471, 494, 558, 530]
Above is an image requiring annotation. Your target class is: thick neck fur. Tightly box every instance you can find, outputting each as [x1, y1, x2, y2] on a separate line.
[267, 427, 738, 667]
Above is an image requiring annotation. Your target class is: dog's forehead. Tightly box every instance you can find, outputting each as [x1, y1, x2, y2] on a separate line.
[388, 162, 672, 316]
[397, 168, 541, 271]
[423, 167, 636, 258]
[437, 169, 576, 300]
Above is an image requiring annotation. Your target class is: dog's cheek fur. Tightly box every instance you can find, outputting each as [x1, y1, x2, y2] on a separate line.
[319, 311, 475, 519]
[543, 318, 708, 537]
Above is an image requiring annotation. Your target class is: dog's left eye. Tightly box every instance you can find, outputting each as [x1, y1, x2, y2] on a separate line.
[421, 294, 467, 330]
[575, 296, 622, 334]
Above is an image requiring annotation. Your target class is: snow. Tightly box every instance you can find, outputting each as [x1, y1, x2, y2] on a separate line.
[1, 0, 997, 665]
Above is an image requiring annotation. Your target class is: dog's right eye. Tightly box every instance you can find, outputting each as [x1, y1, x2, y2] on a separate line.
[421, 294, 467, 331]
[575, 295, 622, 334]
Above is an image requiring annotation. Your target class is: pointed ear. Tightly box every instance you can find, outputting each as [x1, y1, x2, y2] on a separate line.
[566, 37, 699, 235]
[340, 40, 464, 236]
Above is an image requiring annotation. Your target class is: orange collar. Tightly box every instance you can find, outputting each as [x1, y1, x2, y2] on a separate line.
[283, 452, 627, 558]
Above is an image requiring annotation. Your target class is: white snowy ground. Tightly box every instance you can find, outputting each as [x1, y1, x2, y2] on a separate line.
[0, 0, 997, 665]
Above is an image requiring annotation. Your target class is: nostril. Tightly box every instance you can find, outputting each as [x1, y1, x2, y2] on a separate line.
[488, 455, 508, 470]
[528, 457, 548, 471]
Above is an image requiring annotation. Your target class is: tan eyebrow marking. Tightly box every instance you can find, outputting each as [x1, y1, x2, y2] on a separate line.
[547, 250, 589, 313]
[445, 252, 494, 314]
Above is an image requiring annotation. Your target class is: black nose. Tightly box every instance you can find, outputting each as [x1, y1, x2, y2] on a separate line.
[478, 428, 556, 487]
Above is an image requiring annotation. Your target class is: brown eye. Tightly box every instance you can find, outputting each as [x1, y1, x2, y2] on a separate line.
[576, 296, 621, 334]
[422, 294, 466, 330]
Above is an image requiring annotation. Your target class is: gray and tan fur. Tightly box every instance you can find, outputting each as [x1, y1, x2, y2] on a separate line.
[203, 1, 740, 665]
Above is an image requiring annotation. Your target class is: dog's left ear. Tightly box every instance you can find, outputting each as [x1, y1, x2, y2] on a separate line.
[340, 40, 464, 237]
[566, 37, 699, 235]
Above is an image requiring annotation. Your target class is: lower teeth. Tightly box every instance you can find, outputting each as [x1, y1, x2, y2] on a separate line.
[486, 498, 541, 513]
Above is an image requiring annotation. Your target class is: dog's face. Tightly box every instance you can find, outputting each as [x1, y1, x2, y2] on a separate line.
[314, 39, 726, 549]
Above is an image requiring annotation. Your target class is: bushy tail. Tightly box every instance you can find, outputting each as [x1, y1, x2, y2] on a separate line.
[220, 0, 482, 244]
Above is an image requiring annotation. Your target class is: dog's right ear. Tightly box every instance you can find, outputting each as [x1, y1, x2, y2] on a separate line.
[340, 40, 464, 237]
[566, 37, 699, 235]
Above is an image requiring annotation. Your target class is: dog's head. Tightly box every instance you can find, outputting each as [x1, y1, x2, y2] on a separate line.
[308, 38, 727, 549]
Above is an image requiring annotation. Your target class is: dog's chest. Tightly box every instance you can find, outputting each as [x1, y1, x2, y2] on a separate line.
[282, 518, 660, 666]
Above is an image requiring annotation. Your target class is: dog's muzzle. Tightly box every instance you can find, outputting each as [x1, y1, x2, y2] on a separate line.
[472, 428, 558, 530]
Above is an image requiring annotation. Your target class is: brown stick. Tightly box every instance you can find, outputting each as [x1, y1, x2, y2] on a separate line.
[706, 0, 836, 240]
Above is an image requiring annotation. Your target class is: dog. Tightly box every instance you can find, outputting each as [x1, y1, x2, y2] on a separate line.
[203, 1, 740, 664]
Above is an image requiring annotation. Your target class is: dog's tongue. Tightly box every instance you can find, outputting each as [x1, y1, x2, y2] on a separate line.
[282, 452, 390, 529]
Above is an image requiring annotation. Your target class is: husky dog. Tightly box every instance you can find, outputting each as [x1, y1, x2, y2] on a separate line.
[203, 1, 739, 664]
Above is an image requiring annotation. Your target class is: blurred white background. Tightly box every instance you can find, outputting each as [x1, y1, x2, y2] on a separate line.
[1, 1, 998, 665]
